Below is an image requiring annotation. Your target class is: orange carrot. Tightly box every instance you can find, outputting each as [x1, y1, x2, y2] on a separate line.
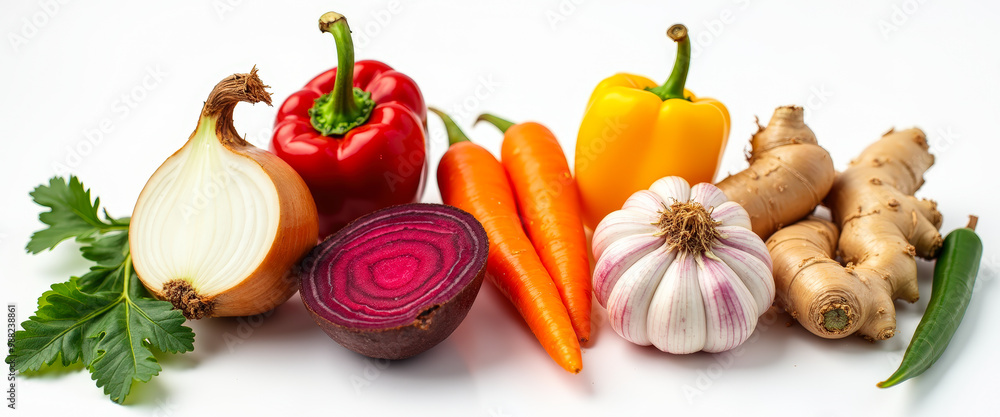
[477, 113, 592, 343]
[430, 108, 582, 374]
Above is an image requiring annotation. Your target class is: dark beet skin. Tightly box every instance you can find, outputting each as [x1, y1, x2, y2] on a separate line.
[298, 203, 488, 359]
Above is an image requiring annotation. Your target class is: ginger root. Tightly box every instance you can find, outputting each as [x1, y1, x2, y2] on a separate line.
[767, 128, 943, 340]
[716, 105, 835, 240]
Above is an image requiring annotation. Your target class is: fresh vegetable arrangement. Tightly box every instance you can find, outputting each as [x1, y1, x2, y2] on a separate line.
[271, 12, 428, 238]
[6, 8, 988, 406]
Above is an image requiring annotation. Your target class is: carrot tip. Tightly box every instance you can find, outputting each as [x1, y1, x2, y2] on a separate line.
[561, 359, 583, 374]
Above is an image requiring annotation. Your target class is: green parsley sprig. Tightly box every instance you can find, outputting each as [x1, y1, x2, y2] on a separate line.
[6, 176, 195, 404]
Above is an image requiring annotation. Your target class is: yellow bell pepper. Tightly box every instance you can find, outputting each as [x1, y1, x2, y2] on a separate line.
[575, 24, 730, 230]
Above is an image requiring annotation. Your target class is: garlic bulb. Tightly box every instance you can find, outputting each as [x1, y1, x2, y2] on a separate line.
[593, 177, 774, 353]
[130, 68, 319, 319]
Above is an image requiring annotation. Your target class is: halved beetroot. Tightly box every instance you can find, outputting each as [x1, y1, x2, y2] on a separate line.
[298, 203, 488, 359]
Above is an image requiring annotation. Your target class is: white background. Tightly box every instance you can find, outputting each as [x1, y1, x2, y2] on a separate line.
[3, 0, 999, 416]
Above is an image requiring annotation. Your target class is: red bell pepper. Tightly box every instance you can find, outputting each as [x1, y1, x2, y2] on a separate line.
[271, 12, 428, 238]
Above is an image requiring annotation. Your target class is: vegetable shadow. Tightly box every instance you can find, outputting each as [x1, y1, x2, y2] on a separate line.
[119, 377, 167, 407]
[150, 344, 199, 371]
[189, 293, 322, 357]
[14, 348, 186, 406]
[17, 358, 85, 379]
[451, 282, 595, 395]
[359, 337, 474, 383]
[339, 342, 480, 404]
[623, 305, 794, 370]
[324, 309, 480, 400]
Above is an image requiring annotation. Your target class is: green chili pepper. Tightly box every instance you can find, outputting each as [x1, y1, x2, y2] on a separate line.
[878, 216, 982, 388]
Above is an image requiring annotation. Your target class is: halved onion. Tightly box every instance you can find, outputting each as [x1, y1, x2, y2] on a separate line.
[130, 68, 319, 319]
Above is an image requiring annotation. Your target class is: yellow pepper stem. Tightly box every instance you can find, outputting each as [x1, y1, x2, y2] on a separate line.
[646, 24, 691, 101]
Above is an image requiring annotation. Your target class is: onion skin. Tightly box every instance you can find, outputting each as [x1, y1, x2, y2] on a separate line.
[298, 203, 488, 360]
[131, 69, 319, 319]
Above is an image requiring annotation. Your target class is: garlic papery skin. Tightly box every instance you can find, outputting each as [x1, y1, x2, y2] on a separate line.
[592, 177, 774, 353]
[130, 69, 319, 319]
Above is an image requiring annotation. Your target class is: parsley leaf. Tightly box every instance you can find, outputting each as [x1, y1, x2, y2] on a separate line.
[79, 231, 131, 293]
[25, 176, 125, 254]
[13, 279, 118, 371]
[86, 261, 194, 403]
[7, 176, 195, 404]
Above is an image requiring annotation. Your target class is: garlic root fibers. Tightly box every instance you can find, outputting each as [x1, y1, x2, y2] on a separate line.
[593, 177, 775, 353]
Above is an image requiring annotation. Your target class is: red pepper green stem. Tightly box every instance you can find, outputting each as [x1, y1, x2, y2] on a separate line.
[429, 107, 471, 146]
[476, 113, 516, 133]
[646, 24, 691, 101]
[309, 12, 375, 136]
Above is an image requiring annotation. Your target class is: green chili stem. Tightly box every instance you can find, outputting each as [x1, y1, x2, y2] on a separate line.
[646, 24, 691, 101]
[476, 113, 516, 133]
[429, 107, 471, 147]
[309, 12, 375, 136]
